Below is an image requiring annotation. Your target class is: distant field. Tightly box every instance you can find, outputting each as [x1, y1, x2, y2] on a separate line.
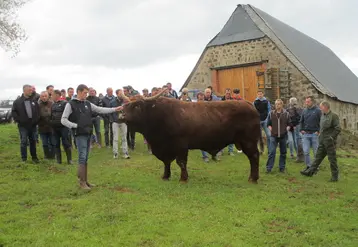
[1, 123, 358, 247]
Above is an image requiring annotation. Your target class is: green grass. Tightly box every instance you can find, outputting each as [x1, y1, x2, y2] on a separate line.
[1, 123, 358, 247]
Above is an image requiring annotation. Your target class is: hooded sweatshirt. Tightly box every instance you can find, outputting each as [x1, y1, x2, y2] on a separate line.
[254, 97, 271, 121]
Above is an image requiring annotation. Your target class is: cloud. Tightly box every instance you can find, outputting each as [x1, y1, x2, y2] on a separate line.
[0, 0, 357, 99]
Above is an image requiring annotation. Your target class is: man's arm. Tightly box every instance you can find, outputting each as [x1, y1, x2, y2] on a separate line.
[331, 114, 341, 139]
[90, 103, 117, 114]
[61, 103, 78, 129]
[267, 112, 272, 128]
[11, 101, 19, 122]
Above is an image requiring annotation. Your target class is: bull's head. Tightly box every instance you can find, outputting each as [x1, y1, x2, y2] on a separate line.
[118, 89, 166, 126]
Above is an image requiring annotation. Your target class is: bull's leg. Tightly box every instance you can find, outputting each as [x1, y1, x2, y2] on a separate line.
[176, 150, 189, 182]
[162, 161, 172, 181]
[239, 141, 260, 184]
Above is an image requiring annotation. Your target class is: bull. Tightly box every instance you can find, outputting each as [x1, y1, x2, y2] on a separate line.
[119, 91, 264, 184]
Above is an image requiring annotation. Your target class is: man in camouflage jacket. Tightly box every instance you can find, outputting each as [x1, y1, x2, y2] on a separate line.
[300, 101, 341, 181]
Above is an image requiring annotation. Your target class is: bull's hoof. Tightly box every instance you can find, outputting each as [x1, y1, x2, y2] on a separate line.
[179, 179, 188, 184]
[248, 178, 258, 184]
[162, 177, 170, 181]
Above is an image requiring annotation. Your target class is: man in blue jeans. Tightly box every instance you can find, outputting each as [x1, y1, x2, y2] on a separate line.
[61, 84, 123, 190]
[253, 90, 271, 151]
[266, 99, 291, 173]
[300, 96, 321, 171]
[11, 85, 40, 163]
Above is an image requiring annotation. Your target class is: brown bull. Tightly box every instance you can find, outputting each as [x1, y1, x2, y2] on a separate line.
[119, 92, 264, 184]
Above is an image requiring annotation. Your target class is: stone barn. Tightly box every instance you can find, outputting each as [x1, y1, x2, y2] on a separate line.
[181, 4, 358, 132]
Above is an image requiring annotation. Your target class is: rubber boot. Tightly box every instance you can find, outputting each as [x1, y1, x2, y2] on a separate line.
[55, 148, 62, 164]
[65, 148, 73, 165]
[84, 165, 96, 187]
[295, 144, 304, 163]
[48, 147, 55, 159]
[78, 164, 91, 190]
[329, 171, 339, 182]
[43, 146, 50, 159]
[300, 166, 318, 177]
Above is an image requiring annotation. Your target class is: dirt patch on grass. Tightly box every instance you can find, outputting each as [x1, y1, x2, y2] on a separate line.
[267, 219, 295, 233]
[100, 185, 136, 193]
[329, 191, 344, 200]
[48, 166, 67, 174]
[287, 177, 302, 184]
[19, 202, 36, 209]
[113, 186, 135, 193]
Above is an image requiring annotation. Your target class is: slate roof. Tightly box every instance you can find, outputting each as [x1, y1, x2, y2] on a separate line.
[183, 4, 358, 104]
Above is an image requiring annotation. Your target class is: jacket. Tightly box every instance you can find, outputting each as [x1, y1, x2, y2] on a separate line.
[11, 95, 40, 128]
[267, 109, 291, 138]
[300, 106, 321, 133]
[87, 96, 102, 118]
[286, 105, 303, 129]
[101, 95, 115, 120]
[51, 100, 68, 128]
[319, 110, 341, 142]
[61, 99, 116, 136]
[109, 97, 124, 123]
[30, 92, 40, 102]
[254, 97, 271, 121]
[38, 100, 53, 133]
[68, 100, 93, 136]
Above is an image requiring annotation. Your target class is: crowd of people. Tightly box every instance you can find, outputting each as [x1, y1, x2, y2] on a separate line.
[10, 81, 342, 190]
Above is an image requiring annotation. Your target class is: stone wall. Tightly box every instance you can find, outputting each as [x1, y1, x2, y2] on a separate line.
[185, 36, 358, 132]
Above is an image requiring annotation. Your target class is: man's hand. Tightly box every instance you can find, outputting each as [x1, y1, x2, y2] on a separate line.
[315, 131, 320, 136]
[301, 130, 306, 134]
[115, 106, 123, 112]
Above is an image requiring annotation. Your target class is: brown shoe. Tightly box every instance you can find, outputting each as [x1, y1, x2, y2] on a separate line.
[78, 164, 91, 190]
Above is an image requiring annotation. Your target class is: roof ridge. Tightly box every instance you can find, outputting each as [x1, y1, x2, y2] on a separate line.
[244, 4, 335, 97]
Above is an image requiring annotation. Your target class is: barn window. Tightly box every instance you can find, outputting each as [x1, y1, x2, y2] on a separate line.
[343, 118, 347, 129]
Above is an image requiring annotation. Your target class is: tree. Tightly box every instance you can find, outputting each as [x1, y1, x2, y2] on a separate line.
[0, 0, 30, 56]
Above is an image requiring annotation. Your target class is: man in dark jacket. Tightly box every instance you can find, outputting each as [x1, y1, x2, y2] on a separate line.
[253, 90, 271, 151]
[61, 84, 122, 190]
[286, 97, 304, 162]
[51, 90, 72, 164]
[101, 87, 115, 148]
[300, 96, 321, 170]
[11, 85, 40, 163]
[266, 99, 291, 173]
[301, 101, 341, 181]
[110, 89, 130, 159]
[87, 88, 103, 147]
[167, 82, 178, 99]
[38, 91, 54, 159]
[30, 85, 40, 102]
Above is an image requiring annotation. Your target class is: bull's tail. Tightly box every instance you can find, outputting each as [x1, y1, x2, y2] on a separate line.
[259, 129, 264, 155]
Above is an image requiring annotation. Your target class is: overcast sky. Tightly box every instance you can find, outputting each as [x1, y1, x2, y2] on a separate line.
[1, 0, 357, 99]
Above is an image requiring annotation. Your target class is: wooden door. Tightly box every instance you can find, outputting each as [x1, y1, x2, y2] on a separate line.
[212, 65, 260, 102]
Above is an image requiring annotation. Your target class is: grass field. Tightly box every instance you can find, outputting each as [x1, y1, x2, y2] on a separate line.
[1, 123, 358, 247]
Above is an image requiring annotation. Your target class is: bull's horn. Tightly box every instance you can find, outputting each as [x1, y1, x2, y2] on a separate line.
[144, 89, 166, 100]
